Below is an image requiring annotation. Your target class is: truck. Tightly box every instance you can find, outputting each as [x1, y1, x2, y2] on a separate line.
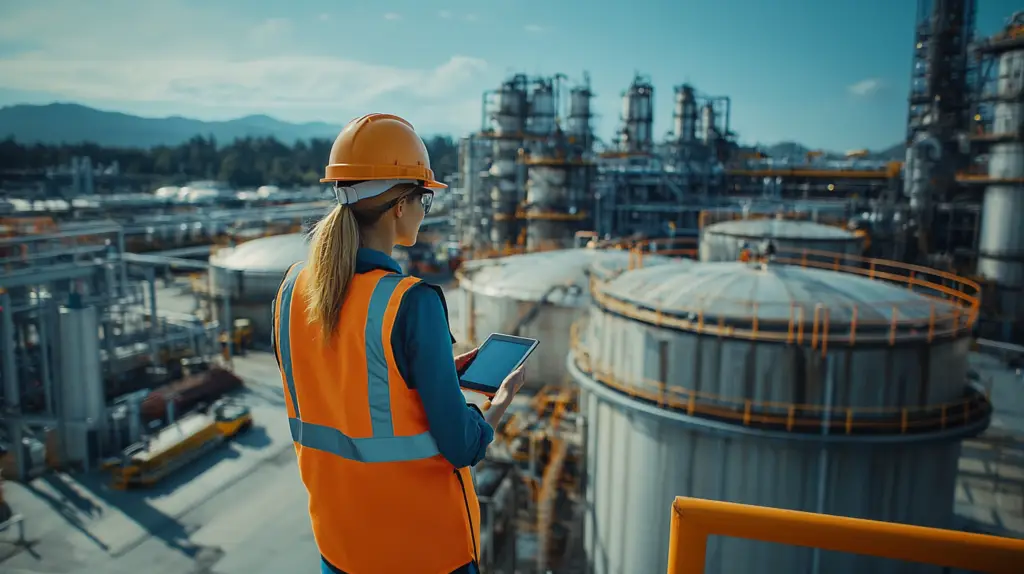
[106, 399, 252, 489]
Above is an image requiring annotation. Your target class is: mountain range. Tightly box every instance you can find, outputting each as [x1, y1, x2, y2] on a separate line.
[0, 103, 341, 148]
[0, 102, 904, 160]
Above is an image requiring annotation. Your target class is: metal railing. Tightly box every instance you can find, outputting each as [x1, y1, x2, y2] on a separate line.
[665, 497, 1024, 574]
[570, 322, 990, 434]
[588, 240, 981, 347]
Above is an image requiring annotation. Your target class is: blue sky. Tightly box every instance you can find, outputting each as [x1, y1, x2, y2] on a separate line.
[0, 0, 1018, 150]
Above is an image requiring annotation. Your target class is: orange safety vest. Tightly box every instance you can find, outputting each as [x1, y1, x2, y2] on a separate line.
[273, 263, 481, 574]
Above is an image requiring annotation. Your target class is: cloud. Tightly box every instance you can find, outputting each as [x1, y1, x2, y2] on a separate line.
[847, 78, 883, 97]
[249, 18, 292, 42]
[0, 0, 490, 125]
[524, 24, 544, 33]
[318, 13, 331, 22]
[383, 12, 401, 21]
[439, 11, 476, 22]
[0, 54, 488, 111]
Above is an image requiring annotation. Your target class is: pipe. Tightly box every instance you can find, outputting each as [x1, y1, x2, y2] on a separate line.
[37, 297, 54, 415]
[811, 354, 835, 574]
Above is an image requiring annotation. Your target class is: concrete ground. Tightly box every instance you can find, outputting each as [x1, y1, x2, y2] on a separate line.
[954, 353, 1024, 537]
[0, 352, 313, 574]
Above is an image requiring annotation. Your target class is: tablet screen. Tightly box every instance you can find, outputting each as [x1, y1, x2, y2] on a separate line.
[460, 337, 534, 390]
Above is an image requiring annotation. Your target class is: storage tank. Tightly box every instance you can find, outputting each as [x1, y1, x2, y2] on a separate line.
[571, 259, 989, 574]
[208, 233, 412, 338]
[457, 248, 677, 390]
[208, 234, 309, 338]
[58, 302, 106, 465]
[700, 218, 862, 262]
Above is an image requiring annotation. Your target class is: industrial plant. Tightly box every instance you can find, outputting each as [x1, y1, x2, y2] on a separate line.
[1, 1, 1023, 573]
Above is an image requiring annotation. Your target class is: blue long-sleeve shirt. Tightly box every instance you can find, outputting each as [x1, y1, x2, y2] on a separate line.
[356, 248, 493, 467]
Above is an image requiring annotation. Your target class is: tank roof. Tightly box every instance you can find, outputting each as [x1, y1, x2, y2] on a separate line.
[705, 219, 856, 241]
[210, 233, 309, 273]
[600, 261, 956, 324]
[459, 248, 677, 305]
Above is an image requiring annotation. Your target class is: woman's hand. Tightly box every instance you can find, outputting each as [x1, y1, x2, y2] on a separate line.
[491, 365, 526, 408]
[483, 365, 526, 429]
[454, 347, 478, 373]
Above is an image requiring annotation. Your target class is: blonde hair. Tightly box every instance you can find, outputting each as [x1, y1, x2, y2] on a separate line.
[304, 183, 419, 341]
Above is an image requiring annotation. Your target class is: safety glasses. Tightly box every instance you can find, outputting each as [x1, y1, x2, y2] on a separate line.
[416, 189, 434, 215]
[376, 186, 434, 215]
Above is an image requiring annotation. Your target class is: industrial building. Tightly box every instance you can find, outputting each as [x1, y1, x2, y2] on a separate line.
[456, 73, 596, 254]
[0, 223, 221, 480]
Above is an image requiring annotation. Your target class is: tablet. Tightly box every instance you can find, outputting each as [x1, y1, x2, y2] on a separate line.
[459, 333, 539, 396]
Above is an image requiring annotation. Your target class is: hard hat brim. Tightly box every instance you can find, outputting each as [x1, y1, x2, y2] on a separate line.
[320, 163, 447, 188]
[332, 178, 448, 205]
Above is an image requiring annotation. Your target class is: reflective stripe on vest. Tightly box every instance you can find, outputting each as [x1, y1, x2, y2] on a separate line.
[276, 263, 441, 463]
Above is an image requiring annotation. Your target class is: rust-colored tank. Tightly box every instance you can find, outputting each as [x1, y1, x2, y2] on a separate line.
[141, 368, 243, 422]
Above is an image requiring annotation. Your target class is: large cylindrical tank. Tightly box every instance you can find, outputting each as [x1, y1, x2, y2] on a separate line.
[209, 234, 310, 338]
[976, 46, 1024, 334]
[572, 260, 989, 574]
[209, 234, 413, 338]
[457, 248, 676, 390]
[59, 304, 106, 463]
[700, 218, 862, 262]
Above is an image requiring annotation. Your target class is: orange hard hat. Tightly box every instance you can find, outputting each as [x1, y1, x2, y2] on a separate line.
[321, 113, 447, 188]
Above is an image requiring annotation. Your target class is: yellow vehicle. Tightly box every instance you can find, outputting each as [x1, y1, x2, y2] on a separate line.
[108, 399, 252, 489]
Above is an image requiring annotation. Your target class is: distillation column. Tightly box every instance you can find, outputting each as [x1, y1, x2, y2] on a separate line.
[617, 75, 654, 155]
[975, 12, 1024, 339]
[903, 0, 975, 256]
[673, 85, 698, 143]
[489, 77, 528, 249]
[524, 79, 594, 249]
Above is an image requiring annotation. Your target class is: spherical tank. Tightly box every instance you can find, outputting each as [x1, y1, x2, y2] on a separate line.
[209, 233, 310, 338]
[457, 248, 677, 391]
[700, 218, 863, 262]
[571, 260, 989, 574]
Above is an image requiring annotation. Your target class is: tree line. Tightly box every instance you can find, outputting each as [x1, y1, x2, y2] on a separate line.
[0, 135, 460, 189]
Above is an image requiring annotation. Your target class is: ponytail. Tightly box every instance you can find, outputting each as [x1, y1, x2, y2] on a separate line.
[305, 204, 359, 341]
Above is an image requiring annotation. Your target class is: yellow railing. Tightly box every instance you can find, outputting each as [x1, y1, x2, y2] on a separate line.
[588, 240, 981, 346]
[570, 322, 989, 434]
[665, 497, 1024, 574]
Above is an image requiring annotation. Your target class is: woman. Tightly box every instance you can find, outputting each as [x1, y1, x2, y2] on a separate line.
[272, 113, 526, 574]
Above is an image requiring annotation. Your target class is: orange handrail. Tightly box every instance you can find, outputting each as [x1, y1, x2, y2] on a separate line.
[666, 497, 1024, 574]
[569, 322, 987, 433]
[585, 239, 980, 344]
